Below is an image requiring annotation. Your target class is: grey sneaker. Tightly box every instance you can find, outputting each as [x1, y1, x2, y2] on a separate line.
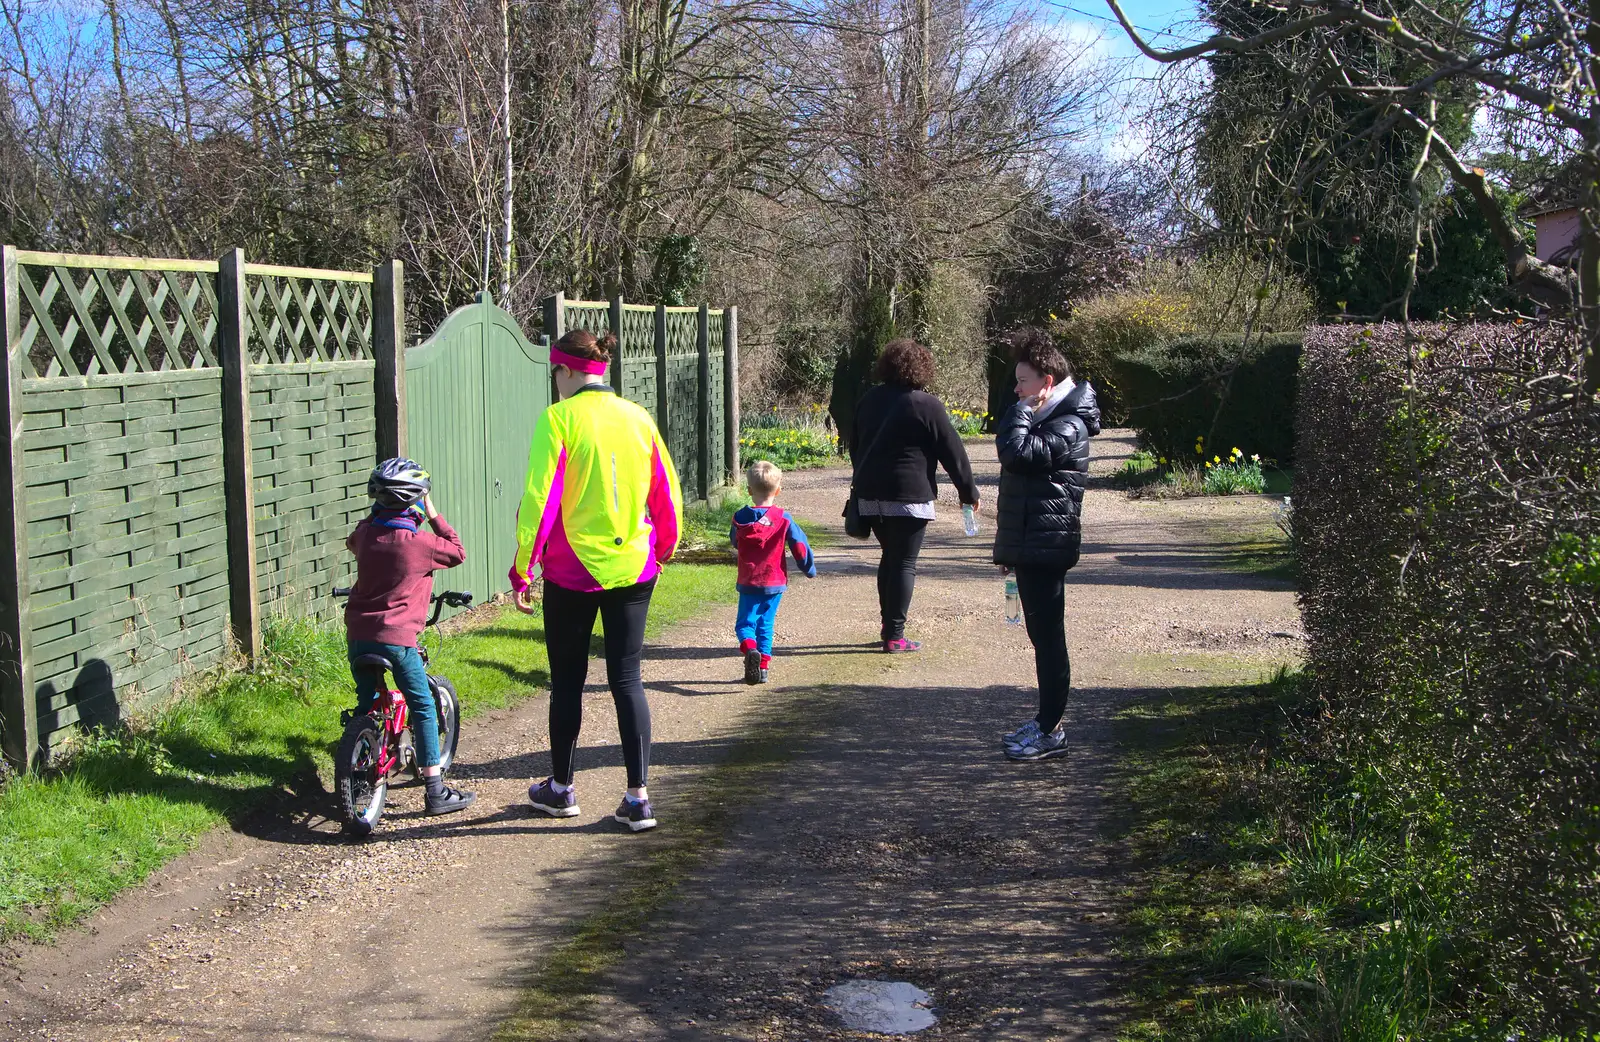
[529, 778, 580, 817]
[614, 796, 658, 832]
[1002, 719, 1042, 747]
[1006, 727, 1068, 761]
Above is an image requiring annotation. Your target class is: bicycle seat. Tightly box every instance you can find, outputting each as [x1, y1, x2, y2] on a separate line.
[351, 653, 397, 671]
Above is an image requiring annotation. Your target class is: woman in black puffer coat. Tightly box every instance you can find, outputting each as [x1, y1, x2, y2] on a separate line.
[993, 328, 1101, 762]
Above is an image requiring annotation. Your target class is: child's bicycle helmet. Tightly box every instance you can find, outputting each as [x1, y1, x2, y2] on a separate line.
[368, 457, 431, 510]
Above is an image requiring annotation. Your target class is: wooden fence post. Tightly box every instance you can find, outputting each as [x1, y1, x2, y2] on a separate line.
[609, 294, 624, 394]
[654, 303, 669, 440]
[0, 246, 37, 769]
[372, 260, 406, 460]
[723, 306, 740, 486]
[217, 249, 261, 664]
[696, 302, 711, 501]
[544, 293, 565, 403]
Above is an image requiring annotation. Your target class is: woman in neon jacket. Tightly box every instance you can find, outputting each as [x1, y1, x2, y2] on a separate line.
[510, 328, 682, 832]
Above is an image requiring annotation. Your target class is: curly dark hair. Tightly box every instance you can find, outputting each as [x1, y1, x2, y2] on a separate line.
[1006, 327, 1071, 382]
[873, 338, 936, 390]
[555, 328, 616, 364]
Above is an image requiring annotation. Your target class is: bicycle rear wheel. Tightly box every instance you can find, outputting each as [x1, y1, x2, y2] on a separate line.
[335, 715, 389, 836]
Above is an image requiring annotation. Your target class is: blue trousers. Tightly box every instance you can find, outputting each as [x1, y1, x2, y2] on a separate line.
[735, 591, 784, 656]
[348, 640, 440, 768]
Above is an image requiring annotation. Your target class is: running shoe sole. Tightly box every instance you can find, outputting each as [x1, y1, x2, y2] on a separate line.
[1005, 743, 1070, 762]
[744, 648, 762, 685]
[614, 810, 658, 831]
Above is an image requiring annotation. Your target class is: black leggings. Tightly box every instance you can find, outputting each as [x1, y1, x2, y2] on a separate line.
[1014, 564, 1072, 732]
[542, 579, 655, 789]
[871, 516, 928, 641]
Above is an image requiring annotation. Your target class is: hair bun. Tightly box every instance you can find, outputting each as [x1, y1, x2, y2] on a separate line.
[596, 331, 618, 361]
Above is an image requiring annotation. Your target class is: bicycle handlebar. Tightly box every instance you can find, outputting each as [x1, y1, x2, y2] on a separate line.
[331, 586, 473, 624]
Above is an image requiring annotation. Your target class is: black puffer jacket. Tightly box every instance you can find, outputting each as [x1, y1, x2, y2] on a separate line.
[993, 382, 1102, 570]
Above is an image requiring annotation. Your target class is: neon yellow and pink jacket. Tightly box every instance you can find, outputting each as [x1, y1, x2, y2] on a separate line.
[509, 385, 683, 593]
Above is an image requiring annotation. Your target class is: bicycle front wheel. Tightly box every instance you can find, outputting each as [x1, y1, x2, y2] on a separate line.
[429, 675, 461, 775]
[335, 715, 389, 836]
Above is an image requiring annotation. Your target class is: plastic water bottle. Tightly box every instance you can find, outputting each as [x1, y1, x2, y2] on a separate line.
[1004, 576, 1022, 625]
[962, 503, 978, 537]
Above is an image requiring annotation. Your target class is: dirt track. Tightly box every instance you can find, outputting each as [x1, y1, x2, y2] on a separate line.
[0, 432, 1300, 1041]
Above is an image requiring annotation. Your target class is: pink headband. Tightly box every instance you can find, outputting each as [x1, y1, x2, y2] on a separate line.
[550, 347, 608, 376]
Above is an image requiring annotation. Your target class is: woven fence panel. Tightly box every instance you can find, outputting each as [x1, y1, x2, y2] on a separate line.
[245, 273, 373, 364]
[663, 309, 701, 496]
[21, 371, 230, 750]
[708, 312, 726, 485]
[620, 304, 658, 415]
[14, 260, 220, 378]
[251, 362, 375, 620]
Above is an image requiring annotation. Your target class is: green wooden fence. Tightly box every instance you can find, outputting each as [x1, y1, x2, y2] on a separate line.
[542, 293, 740, 502]
[0, 248, 407, 768]
[0, 252, 739, 770]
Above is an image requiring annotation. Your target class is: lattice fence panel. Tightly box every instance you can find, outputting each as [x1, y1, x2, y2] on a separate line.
[620, 304, 658, 415]
[13, 262, 220, 378]
[663, 309, 701, 497]
[250, 363, 376, 620]
[245, 273, 373, 365]
[21, 371, 230, 750]
[708, 311, 726, 486]
[562, 302, 611, 337]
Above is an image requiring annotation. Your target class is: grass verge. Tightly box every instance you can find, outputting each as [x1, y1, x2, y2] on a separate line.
[1114, 672, 1492, 1041]
[494, 688, 829, 1041]
[0, 563, 735, 943]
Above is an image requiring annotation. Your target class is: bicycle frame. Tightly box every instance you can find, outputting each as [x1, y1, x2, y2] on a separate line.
[371, 688, 410, 779]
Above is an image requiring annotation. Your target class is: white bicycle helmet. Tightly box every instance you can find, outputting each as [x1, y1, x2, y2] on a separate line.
[368, 457, 431, 510]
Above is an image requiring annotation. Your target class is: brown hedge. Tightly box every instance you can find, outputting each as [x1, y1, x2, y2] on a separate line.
[1296, 321, 1599, 1033]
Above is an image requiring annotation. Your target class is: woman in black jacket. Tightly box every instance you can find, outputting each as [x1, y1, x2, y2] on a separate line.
[993, 328, 1101, 761]
[850, 339, 981, 652]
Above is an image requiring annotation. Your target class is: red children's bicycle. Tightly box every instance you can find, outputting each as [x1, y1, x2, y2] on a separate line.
[330, 587, 472, 836]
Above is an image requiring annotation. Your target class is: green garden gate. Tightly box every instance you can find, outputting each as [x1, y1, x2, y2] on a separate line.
[404, 293, 549, 612]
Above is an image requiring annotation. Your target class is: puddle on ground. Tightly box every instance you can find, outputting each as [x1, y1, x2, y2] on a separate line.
[822, 980, 937, 1034]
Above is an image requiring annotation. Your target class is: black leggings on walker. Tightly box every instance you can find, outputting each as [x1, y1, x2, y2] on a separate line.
[871, 516, 929, 642]
[1014, 564, 1072, 732]
[542, 579, 656, 789]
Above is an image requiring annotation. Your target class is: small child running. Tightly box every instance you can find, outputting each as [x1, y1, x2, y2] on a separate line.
[730, 461, 816, 684]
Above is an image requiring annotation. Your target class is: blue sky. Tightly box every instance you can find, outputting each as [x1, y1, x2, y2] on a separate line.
[1033, 0, 1208, 158]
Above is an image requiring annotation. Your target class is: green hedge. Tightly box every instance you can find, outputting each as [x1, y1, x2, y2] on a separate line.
[1108, 333, 1301, 465]
[1295, 321, 1598, 1035]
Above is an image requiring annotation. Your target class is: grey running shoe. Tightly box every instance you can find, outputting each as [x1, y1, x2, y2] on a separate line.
[1003, 719, 1042, 747]
[614, 797, 658, 832]
[1006, 727, 1069, 761]
[529, 778, 580, 817]
[744, 648, 762, 685]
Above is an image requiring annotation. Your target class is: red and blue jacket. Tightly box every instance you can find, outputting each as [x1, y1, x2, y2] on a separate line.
[730, 505, 816, 595]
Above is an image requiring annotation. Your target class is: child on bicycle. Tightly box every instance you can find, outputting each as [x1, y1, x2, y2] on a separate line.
[345, 457, 476, 815]
[730, 460, 816, 684]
